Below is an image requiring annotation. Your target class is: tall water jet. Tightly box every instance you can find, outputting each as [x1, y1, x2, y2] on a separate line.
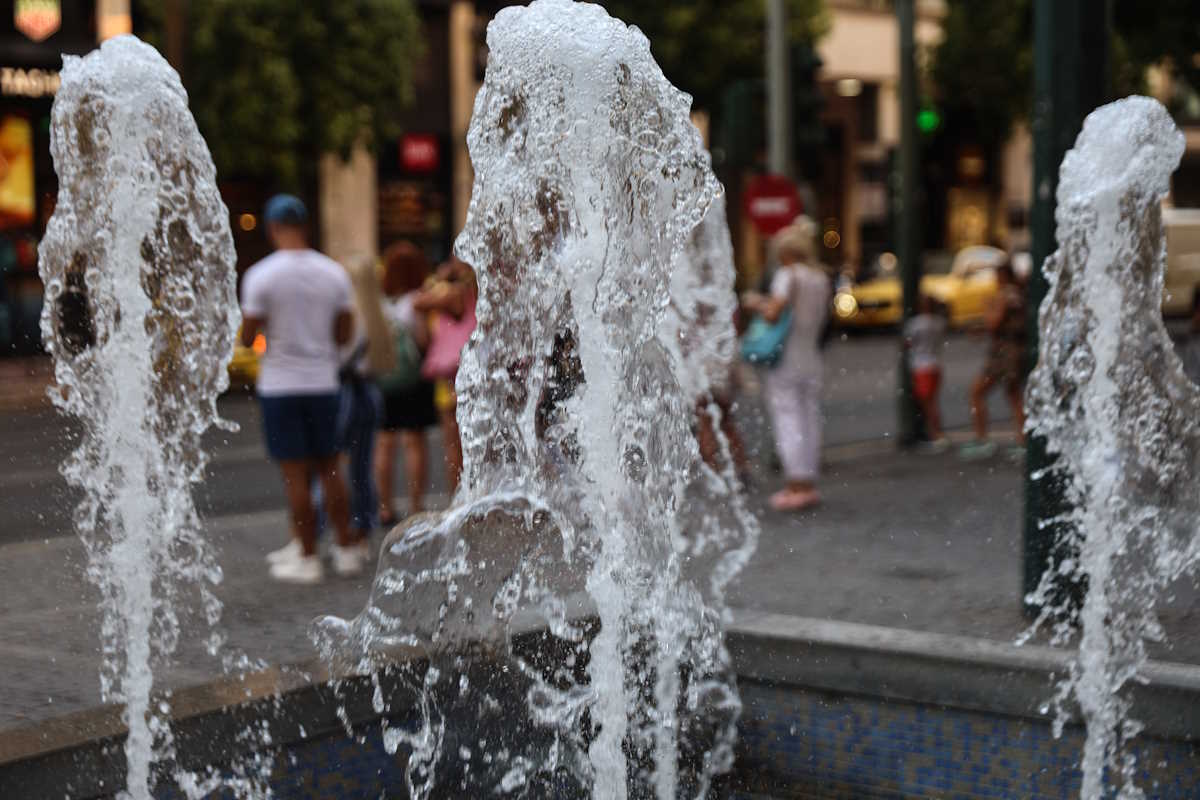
[38, 36, 239, 799]
[1025, 96, 1197, 799]
[314, 1, 757, 796]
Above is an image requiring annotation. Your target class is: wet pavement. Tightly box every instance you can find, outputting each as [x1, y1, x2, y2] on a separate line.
[4, 331, 1197, 736]
[3, 429, 1199, 734]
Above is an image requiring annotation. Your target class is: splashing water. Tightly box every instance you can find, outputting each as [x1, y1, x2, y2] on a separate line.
[314, 1, 757, 797]
[671, 193, 740, 409]
[1024, 96, 1197, 799]
[38, 36, 239, 800]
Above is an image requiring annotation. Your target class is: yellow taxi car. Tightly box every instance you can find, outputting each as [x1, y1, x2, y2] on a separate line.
[226, 328, 265, 389]
[830, 252, 904, 328]
[834, 211, 1200, 329]
[832, 245, 1009, 329]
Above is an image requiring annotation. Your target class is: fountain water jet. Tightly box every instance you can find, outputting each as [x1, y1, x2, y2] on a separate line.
[39, 35, 241, 800]
[1025, 96, 1198, 799]
[314, 1, 757, 797]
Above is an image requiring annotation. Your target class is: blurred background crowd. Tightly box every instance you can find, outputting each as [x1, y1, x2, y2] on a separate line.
[3, 1, 1198, 358]
[2, 0, 1200, 581]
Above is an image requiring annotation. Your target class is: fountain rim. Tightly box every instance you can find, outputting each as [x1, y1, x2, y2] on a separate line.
[3, 608, 1200, 786]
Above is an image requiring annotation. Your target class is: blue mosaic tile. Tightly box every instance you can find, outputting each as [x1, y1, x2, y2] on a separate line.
[733, 682, 1199, 799]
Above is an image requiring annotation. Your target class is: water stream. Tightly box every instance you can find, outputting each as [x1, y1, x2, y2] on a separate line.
[1025, 96, 1199, 799]
[314, 2, 758, 797]
[39, 36, 240, 800]
[40, 10, 1194, 800]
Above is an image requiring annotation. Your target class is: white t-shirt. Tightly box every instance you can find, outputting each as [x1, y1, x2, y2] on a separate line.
[382, 291, 422, 337]
[240, 248, 353, 396]
[903, 313, 946, 371]
[770, 263, 831, 380]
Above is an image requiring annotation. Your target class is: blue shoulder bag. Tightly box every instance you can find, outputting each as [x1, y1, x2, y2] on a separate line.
[740, 307, 793, 368]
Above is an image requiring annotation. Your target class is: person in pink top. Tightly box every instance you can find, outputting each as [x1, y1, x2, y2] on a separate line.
[413, 257, 477, 495]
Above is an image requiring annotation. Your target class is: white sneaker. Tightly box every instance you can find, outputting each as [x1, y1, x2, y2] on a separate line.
[269, 554, 324, 584]
[331, 543, 366, 577]
[266, 538, 302, 565]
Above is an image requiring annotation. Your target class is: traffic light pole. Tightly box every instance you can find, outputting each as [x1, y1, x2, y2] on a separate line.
[164, 0, 187, 79]
[1022, 0, 1111, 616]
[765, 0, 793, 178]
[895, 0, 922, 446]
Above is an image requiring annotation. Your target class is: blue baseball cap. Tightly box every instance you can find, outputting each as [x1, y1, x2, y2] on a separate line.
[263, 194, 308, 225]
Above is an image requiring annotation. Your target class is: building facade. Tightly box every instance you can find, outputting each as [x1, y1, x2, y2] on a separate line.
[814, 0, 946, 275]
[313, 0, 499, 271]
[0, 0, 100, 354]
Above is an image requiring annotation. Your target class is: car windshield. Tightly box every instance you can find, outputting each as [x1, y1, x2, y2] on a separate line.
[856, 252, 899, 282]
[950, 246, 1006, 277]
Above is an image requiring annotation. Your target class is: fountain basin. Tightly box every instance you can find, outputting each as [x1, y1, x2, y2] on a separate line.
[3, 612, 1198, 798]
[724, 613, 1200, 798]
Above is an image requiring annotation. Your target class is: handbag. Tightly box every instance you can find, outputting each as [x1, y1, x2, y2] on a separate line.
[740, 308, 793, 368]
[421, 294, 477, 381]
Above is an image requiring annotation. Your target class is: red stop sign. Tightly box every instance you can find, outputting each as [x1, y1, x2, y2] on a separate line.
[742, 174, 801, 236]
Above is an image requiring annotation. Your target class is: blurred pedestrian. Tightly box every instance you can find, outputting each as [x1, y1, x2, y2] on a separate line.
[903, 293, 948, 446]
[962, 259, 1026, 459]
[742, 216, 830, 512]
[696, 311, 749, 481]
[375, 242, 439, 526]
[240, 194, 358, 584]
[696, 381, 749, 481]
[301, 254, 395, 567]
[415, 256, 477, 495]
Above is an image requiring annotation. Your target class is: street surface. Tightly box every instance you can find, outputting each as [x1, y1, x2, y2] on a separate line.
[3, 330, 1101, 733]
[0, 332, 1013, 546]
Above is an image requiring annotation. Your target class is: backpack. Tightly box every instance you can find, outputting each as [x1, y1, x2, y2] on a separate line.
[376, 317, 423, 394]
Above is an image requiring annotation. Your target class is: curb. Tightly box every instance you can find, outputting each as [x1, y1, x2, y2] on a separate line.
[727, 610, 1200, 742]
[4, 610, 1200, 797]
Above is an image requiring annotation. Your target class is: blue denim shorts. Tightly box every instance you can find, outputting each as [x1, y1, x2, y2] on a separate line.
[258, 392, 341, 462]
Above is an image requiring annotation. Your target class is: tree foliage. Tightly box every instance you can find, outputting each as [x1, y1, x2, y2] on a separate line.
[1114, 0, 1200, 116]
[600, 0, 830, 112]
[931, 0, 1200, 149]
[137, 0, 423, 187]
[929, 0, 1033, 152]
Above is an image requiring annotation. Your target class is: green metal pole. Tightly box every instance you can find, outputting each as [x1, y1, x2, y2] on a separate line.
[896, 0, 922, 446]
[1022, 0, 1111, 617]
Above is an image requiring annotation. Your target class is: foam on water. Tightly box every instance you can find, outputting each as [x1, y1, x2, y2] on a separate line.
[1025, 96, 1197, 799]
[314, 2, 757, 796]
[39, 35, 240, 800]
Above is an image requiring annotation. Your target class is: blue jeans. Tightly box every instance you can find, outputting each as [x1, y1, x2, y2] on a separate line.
[314, 378, 382, 536]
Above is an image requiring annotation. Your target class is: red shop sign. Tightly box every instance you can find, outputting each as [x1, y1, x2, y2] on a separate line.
[400, 134, 439, 174]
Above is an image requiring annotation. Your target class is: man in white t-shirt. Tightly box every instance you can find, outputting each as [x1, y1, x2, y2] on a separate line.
[240, 194, 363, 583]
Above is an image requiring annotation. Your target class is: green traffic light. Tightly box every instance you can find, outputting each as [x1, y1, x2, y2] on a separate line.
[917, 107, 941, 133]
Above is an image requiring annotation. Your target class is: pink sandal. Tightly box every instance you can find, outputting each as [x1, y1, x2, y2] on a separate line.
[769, 488, 821, 512]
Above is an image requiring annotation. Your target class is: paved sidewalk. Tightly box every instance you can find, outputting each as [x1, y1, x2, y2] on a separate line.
[2, 434, 1199, 733]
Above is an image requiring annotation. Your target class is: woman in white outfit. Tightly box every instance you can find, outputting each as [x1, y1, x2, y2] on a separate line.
[743, 216, 831, 512]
